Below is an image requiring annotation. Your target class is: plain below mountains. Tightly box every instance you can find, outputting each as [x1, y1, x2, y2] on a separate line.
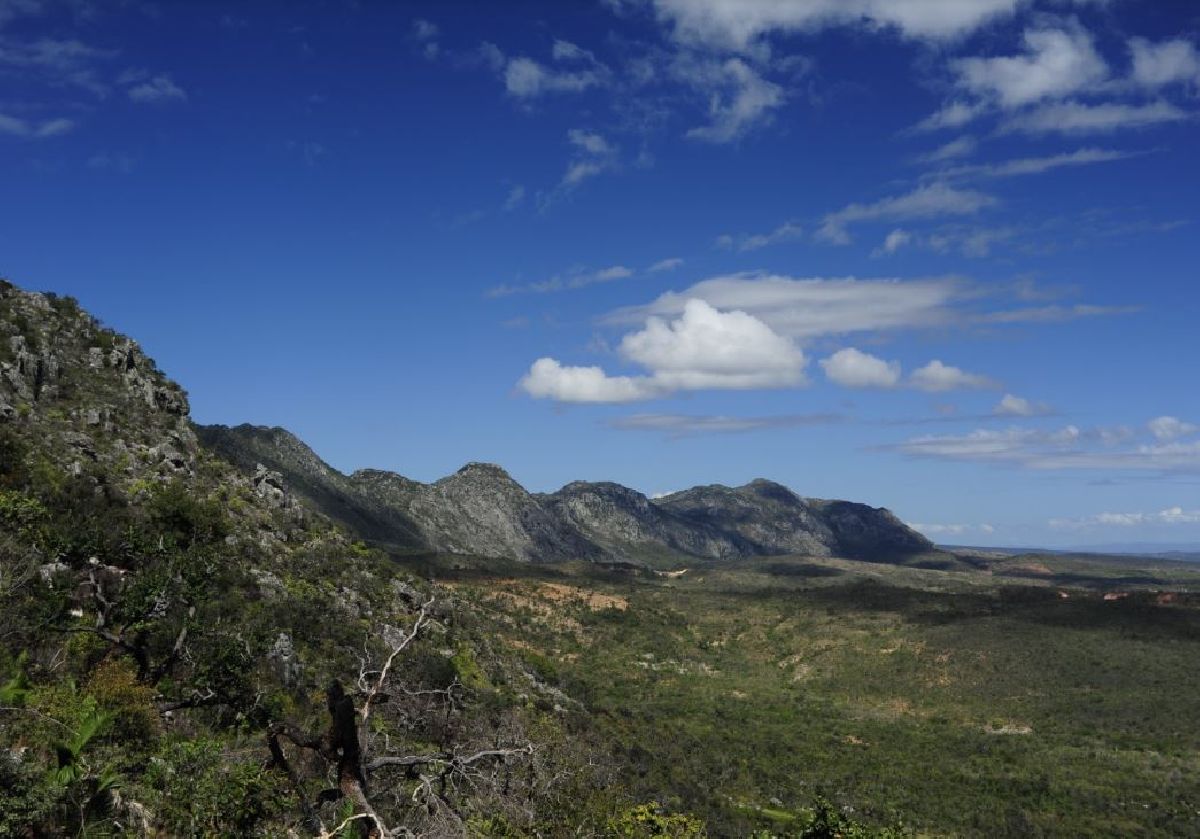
[197, 423, 935, 566]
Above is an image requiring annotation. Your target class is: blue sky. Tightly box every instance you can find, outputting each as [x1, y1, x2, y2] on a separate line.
[2, 0, 1199, 548]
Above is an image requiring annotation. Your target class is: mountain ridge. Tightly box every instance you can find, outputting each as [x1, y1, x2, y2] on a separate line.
[197, 422, 936, 565]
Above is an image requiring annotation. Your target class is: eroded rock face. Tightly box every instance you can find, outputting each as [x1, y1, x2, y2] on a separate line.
[0, 284, 198, 485]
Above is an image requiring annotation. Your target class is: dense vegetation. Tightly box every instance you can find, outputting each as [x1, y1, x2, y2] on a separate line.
[431, 554, 1200, 837]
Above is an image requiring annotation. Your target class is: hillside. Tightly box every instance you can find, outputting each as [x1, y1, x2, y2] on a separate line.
[0, 280, 917, 837]
[198, 423, 934, 566]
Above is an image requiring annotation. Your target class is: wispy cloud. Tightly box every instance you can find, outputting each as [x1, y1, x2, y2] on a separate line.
[1051, 506, 1200, 528]
[930, 147, 1140, 181]
[882, 422, 1200, 474]
[484, 38, 610, 99]
[609, 412, 844, 437]
[126, 73, 186, 103]
[648, 257, 684, 273]
[488, 264, 634, 297]
[716, 219, 803, 251]
[0, 111, 74, 137]
[816, 182, 996, 244]
[1001, 100, 1190, 135]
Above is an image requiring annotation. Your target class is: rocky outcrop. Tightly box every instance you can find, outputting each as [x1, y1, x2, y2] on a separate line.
[198, 424, 934, 565]
[0, 283, 198, 485]
[356, 463, 604, 563]
[541, 481, 748, 560]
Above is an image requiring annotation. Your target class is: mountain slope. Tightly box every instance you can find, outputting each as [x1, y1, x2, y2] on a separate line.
[198, 424, 934, 565]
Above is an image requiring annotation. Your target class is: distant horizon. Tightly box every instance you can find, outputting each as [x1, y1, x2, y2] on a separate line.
[2, 0, 1197, 550]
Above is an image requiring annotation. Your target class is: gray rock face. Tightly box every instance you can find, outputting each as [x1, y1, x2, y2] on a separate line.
[197, 425, 934, 565]
[0, 284, 198, 484]
[542, 481, 747, 560]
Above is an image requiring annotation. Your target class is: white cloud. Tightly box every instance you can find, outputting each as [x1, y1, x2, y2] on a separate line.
[908, 522, 995, 537]
[519, 358, 658, 403]
[1129, 37, 1200, 89]
[0, 111, 74, 138]
[918, 136, 977, 163]
[934, 147, 1137, 180]
[879, 228, 912, 254]
[719, 219, 804, 251]
[885, 424, 1200, 473]
[490, 39, 609, 99]
[914, 101, 987, 132]
[648, 257, 684, 272]
[1002, 100, 1189, 134]
[520, 299, 807, 403]
[994, 393, 1049, 417]
[820, 347, 901, 389]
[506, 57, 599, 96]
[488, 264, 634, 297]
[1051, 506, 1200, 528]
[605, 272, 1133, 343]
[680, 56, 785, 143]
[606, 274, 961, 340]
[1148, 415, 1198, 441]
[502, 184, 525, 211]
[619, 299, 807, 390]
[559, 128, 618, 189]
[817, 182, 996, 244]
[647, 0, 1023, 50]
[411, 18, 439, 59]
[568, 128, 612, 156]
[910, 359, 996, 392]
[127, 74, 187, 104]
[610, 412, 843, 436]
[952, 24, 1107, 108]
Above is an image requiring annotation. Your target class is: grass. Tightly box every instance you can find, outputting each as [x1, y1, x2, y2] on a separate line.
[418, 551, 1200, 837]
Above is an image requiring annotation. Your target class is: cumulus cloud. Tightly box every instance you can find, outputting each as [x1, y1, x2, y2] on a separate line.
[819, 347, 901, 389]
[1148, 415, 1198, 441]
[605, 274, 961, 340]
[519, 358, 658, 403]
[952, 24, 1107, 109]
[605, 272, 1134, 343]
[909, 360, 996, 392]
[520, 299, 807, 403]
[127, 74, 187, 104]
[619, 299, 807, 390]
[817, 182, 996, 244]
